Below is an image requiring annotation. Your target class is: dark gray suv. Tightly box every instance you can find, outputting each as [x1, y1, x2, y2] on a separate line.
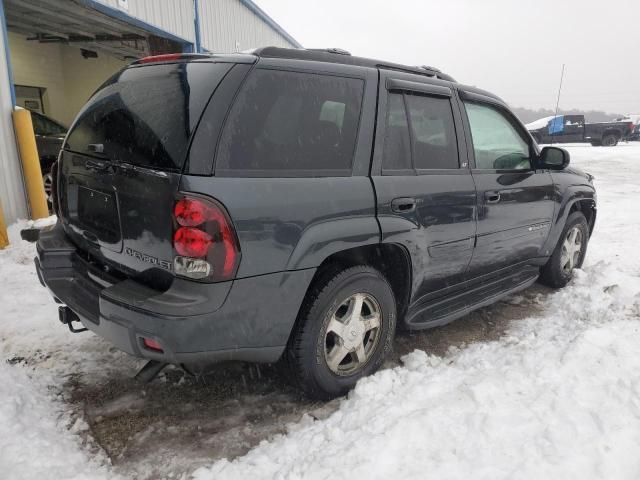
[35, 48, 597, 398]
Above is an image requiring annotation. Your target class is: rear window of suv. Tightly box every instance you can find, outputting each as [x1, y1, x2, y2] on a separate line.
[64, 62, 231, 172]
[215, 69, 364, 176]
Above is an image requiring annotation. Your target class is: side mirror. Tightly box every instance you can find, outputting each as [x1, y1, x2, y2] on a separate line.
[539, 146, 570, 170]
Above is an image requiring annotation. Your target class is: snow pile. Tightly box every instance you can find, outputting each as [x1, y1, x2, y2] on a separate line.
[193, 264, 640, 480]
[0, 362, 118, 480]
[1, 220, 123, 480]
[193, 144, 640, 480]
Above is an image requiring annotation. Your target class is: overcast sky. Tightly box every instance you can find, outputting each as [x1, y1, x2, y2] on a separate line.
[256, 0, 640, 114]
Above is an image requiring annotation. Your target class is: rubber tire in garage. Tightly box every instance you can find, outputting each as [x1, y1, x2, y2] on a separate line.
[539, 212, 589, 289]
[287, 265, 396, 399]
[601, 134, 618, 146]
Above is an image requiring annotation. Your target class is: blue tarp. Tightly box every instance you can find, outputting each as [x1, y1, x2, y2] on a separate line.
[548, 116, 565, 135]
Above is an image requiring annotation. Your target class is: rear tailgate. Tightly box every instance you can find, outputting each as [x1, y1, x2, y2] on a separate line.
[58, 60, 234, 287]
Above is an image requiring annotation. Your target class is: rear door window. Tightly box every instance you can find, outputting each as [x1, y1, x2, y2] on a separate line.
[405, 93, 459, 170]
[215, 69, 364, 176]
[382, 93, 412, 171]
[64, 62, 232, 172]
[382, 92, 459, 172]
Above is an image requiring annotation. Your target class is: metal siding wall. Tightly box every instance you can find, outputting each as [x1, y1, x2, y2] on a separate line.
[94, 0, 196, 43]
[198, 0, 295, 53]
[0, 15, 27, 224]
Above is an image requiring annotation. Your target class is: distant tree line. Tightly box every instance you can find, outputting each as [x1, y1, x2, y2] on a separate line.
[510, 106, 622, 124]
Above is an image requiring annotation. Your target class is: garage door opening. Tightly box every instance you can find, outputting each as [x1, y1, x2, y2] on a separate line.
[3, 0, 192, 128]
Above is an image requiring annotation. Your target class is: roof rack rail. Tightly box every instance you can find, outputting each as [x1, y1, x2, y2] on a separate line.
[252, 47, 456, 83]
[419, 65, 441, 73]
[306, 47, 352, 56]
[377, 63, 455, 82]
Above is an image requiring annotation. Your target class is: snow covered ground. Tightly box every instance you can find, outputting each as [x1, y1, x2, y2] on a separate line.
[1, 143, 640, 480]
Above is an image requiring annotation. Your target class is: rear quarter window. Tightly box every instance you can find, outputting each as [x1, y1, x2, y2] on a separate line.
[64, 62, 231, 172]
[215, 69, 364, 176]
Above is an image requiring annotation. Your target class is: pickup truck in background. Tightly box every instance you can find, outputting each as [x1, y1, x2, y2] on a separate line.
[526, 114, 633, 146]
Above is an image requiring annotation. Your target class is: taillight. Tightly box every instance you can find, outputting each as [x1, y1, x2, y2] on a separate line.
[137, 53, 184, 64]
[172, 194, 240, 282]
[174, 227, 212, 257]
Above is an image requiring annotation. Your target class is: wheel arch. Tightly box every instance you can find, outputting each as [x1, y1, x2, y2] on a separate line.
[287, 242, 413, 345]
[542, 192, 596, 255]
[601, 128, 622, 141]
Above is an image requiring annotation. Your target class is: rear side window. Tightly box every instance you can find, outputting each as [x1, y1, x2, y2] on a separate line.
[65, 62, 231, 172]
[382, 92, 459, 172]
[216, 69, 364, 175]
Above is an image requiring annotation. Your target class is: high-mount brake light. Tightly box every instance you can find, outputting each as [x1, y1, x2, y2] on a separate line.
[137, 53, 184, 64]
[133, 53, 211, 65]
[172, 195, 240, 282]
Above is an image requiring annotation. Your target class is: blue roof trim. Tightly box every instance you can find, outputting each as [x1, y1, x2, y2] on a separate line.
[77, 0, 195, 47]
[239, 0, 302, 48]
[0, 0, 15, 106]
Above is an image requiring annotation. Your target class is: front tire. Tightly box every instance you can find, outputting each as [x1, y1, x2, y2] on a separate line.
[287, 266, 396, 399]
[540, 212, 589, 288]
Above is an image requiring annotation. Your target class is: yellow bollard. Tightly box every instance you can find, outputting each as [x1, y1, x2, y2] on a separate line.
[12, 108, 49, 220]
[0, 201, 8, 249]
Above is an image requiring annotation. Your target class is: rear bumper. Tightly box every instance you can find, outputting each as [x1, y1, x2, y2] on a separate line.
[35, 223, 315, 368]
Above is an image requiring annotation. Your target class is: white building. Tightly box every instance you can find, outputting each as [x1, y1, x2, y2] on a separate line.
[0, 0, 300, 224]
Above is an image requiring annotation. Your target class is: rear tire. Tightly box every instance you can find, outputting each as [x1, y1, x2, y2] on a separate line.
[601, 134, 618, 146]
[540, 212, 589, 289]
[287, 266, 396, 399]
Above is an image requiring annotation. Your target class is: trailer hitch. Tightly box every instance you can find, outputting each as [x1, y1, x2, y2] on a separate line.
[58, 306, 88, 333]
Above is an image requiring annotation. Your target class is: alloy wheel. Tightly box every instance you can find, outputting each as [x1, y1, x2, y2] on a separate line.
[324, 293, 382, 375]
[560, 226, 583, 274]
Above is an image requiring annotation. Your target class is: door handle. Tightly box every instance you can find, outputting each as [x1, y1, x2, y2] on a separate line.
[485, 192, 501, 204]
[391, 197, 417, 213]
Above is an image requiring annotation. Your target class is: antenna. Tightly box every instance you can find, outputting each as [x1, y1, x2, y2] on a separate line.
[551, 64, 565, 145]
